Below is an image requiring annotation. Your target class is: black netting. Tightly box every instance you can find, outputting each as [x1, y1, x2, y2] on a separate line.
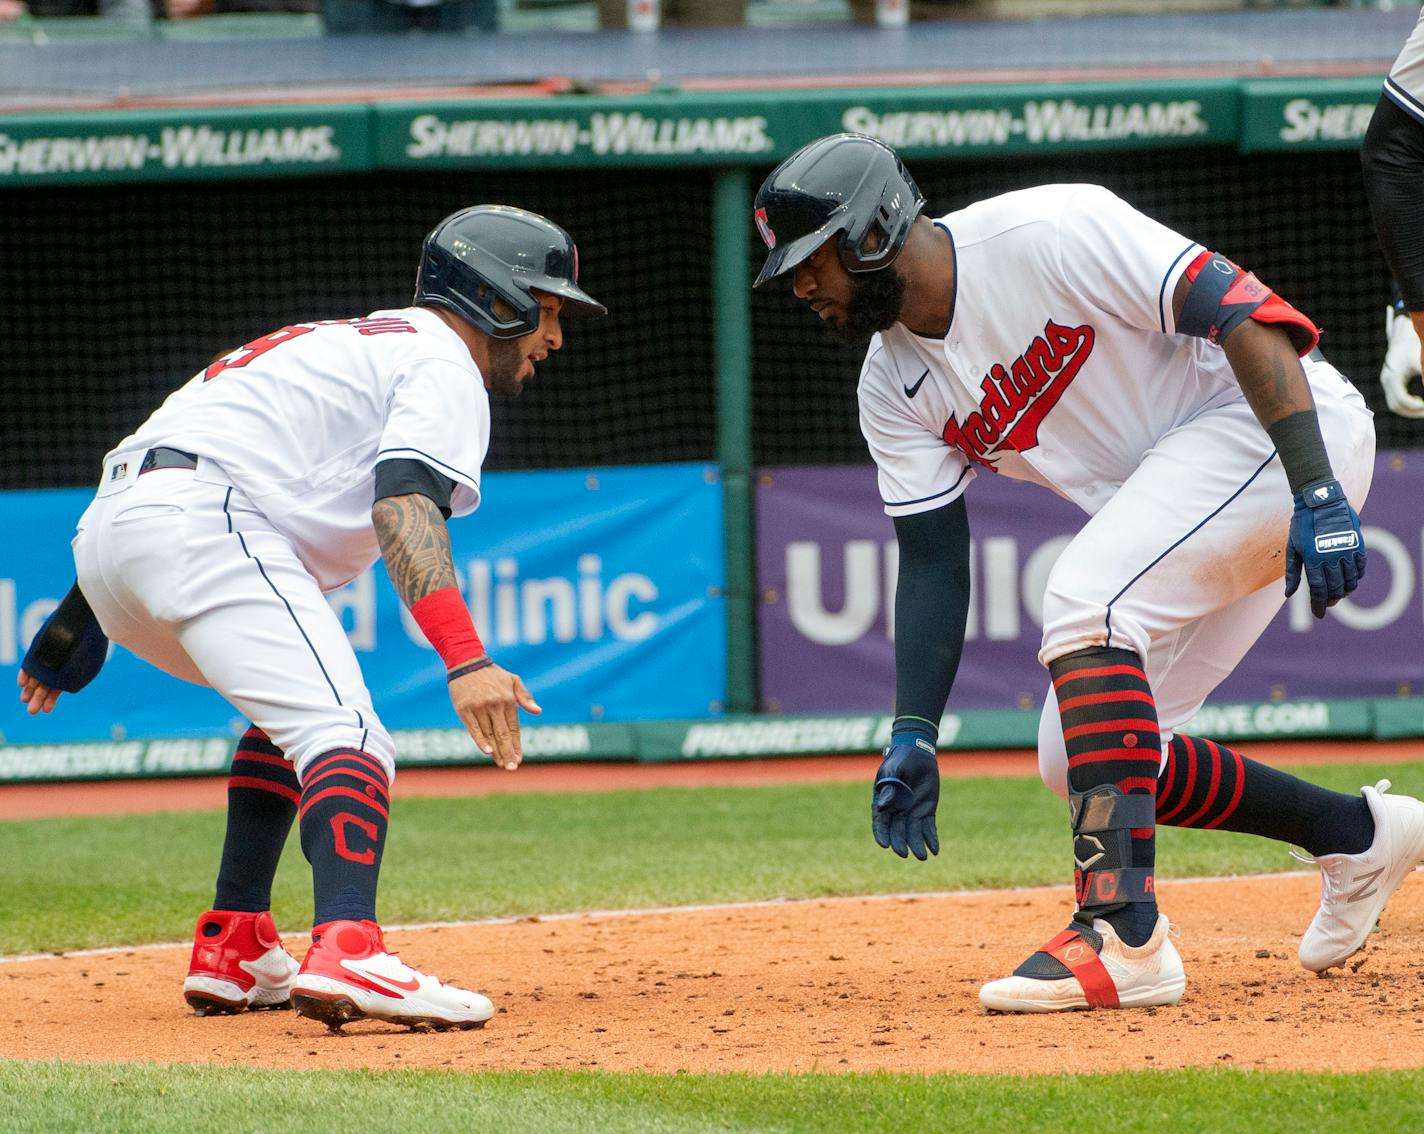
[751, 146, 1421, 464]
[2, 147, 1417, 489]
[0, 170, 715, 488]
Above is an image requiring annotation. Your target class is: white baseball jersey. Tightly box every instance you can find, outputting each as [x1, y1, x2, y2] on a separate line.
[109, 306, 490, 592]
[860, 184, 1263, 518]
[1386, 8, 1424, 122]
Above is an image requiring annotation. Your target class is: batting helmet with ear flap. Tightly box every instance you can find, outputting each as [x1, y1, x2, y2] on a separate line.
[414, 205, 607, 340]
[752, 133, 925, 288]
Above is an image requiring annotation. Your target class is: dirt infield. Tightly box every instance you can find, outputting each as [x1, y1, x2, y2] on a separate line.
[3, 874, 1424, 1074]
[5, 741, 1424, 1075]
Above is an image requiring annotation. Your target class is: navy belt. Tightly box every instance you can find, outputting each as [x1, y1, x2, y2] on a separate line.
[138, 446, 198, 474]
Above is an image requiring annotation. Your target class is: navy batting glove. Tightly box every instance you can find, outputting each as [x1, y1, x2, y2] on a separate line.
[1284, 478, 1366, 620]
[21, 583, 109, 693]
[872, 732, 940, 861]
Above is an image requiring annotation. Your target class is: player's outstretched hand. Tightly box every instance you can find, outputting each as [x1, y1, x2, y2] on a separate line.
[17, 669, 62, 715]
[1380, 306, 1424, 419]
[447, 660, 540, 771]
[1285, 478, 1367, 619]
[17, 582, 108, 713]
[872, 734, 940, 861]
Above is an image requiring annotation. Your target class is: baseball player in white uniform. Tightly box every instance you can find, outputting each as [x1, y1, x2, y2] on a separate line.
[17, 205, 606, 1031]
[754, 134, 1424, 1012]
[1365, 6, 1424, 418]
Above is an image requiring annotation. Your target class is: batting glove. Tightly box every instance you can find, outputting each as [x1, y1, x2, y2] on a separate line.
[872, 732, 940, 861]
[1285, 478, 1366, 620]
[21, 582, 109, 693]
[1380, 305, 1424, 420]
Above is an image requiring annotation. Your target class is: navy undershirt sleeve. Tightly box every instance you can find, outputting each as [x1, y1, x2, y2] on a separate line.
[1363, 93, 1424, 311]
[373, 457, 456, 518]
[892, 496, 971, 730]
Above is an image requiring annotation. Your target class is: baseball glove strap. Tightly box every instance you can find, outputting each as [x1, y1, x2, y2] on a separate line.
[1039, 926, 1119, 1009]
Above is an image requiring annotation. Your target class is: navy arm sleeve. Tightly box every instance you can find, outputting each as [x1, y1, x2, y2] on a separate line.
[1362, 93, 1424, 312]
[373, 458, 457, 519]
[892, 496, 971, 731]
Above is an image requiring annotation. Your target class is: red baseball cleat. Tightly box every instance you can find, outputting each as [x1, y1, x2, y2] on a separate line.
[290, 919, 494, 1032]
[183, 909, 300, 1015]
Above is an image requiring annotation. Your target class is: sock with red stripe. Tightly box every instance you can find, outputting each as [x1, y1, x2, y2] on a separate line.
[213, 725, 300, 913]
[1050, 646, 1160, 949]
[298, 748, 390, 926]
[1158, 735, 1373, 856]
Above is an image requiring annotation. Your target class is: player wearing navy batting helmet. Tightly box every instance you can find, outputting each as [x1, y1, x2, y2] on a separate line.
[756, 133, 1423, 1012]
[20, 204, 604, 1032]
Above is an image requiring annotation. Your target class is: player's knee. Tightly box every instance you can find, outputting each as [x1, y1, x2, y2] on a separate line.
[1038, 577, 1149, 667]
[284, 719, 396, 784]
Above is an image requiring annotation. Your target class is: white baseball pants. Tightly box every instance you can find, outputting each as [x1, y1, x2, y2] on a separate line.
[72, 453, 396, 781]
[1035, 361, 1376, 798]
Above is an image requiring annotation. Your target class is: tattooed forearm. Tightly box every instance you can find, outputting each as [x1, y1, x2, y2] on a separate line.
[1221, 319, 1317, 430]
[372, 493, 458, 606]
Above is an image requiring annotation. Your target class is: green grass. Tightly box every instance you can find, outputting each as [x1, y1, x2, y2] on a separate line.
[2, 1062, 1422, 1133]
[2, 760, 1416, 956]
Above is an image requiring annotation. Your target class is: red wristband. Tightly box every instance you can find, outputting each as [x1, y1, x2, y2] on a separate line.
[408, 587, 485, 669]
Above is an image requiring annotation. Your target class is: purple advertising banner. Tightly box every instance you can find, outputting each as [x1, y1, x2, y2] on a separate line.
[756, 452, 1424, 714]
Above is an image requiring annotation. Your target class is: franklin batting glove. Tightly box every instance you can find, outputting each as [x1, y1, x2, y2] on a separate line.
[1380, 306, 1424, 420]
[1285, 479, 1367, 620]
[872, 733, 940, 861]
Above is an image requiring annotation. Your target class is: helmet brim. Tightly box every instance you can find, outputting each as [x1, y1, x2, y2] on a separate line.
[752, 222, 841, 288]
[528, 274, 607, 319]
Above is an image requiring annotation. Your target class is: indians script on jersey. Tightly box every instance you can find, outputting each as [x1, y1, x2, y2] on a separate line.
[941, 319, 1095, 469]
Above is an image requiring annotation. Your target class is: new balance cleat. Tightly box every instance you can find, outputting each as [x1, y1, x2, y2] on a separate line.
[1298, 780, 1424, 973]
[183, 909, 300, 1015]
[979, 914, 1185, 1013]
[290, 919, 494, 1032]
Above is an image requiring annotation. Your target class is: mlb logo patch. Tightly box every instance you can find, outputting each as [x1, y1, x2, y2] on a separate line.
[110, 462, 128, 481]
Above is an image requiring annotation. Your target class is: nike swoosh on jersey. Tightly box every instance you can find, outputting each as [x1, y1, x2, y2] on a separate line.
[904, 369, 930, 398]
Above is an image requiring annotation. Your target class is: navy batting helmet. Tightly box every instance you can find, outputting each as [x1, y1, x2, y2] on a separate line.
[752, 133, 925, 288]
[414, 205, 606, 340]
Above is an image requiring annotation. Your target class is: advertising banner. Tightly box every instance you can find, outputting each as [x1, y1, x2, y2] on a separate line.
[0, 463, 725, 745]
[0, 104, 371, 186]
[1238, 77, 1381, 153]
[756, 453, 1424, 715]
[376, 80, 1238, 171]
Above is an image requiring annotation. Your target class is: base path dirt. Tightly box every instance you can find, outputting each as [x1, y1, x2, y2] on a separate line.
[5, 873, 1424, 1075]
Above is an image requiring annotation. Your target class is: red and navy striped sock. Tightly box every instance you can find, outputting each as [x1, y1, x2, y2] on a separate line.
[213, 725, 300, 913]
[1158, 735, 1373, 856]
[298, 748, 390, 926]
[1052, 646, 1160, 947]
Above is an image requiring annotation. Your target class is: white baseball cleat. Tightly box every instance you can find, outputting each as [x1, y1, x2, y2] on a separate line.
[290, 919, 494, 1032]
[183, 909, 301, 1015]
[979, 914, 1185, 1013]
[1298, 780, 1424, 973]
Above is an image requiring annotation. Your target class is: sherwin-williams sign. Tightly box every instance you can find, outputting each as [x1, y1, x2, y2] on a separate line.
[1238, 78, 1382, 152]
[6, 75, 1356, 186]
[0, 463, 725, 744]
[377, 81, 1237, 170]
[756, 454, 1424, 715]
[0, 105, 370, 185]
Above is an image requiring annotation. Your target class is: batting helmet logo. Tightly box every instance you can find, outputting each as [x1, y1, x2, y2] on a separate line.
[754, 207, 777, 250]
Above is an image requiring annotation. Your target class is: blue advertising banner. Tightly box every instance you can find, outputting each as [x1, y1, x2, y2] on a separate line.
[756, 453, 1424, 714]
[0, 464, 725, 744]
